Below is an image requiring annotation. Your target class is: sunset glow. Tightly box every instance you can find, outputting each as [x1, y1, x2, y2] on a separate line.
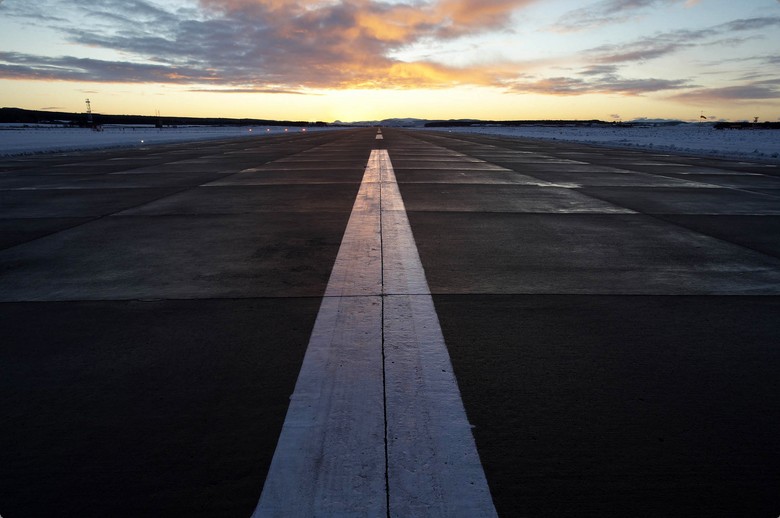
[1, 0, 778, 122]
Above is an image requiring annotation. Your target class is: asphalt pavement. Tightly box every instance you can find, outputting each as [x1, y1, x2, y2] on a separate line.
[1, 128, 778, 517]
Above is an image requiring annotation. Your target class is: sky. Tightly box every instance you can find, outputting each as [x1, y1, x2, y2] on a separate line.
[0, 0, 778, 122]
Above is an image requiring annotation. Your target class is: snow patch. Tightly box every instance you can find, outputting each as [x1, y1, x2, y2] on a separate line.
[0, 125, 332, 156]
[426, 124, 780, 163]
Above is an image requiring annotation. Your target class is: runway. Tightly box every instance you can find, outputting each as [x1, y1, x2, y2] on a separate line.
[1, 128, 778, 517]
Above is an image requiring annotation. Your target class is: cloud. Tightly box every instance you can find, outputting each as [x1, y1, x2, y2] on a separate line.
[551, 0, 693, 33]
[2, 0, 778, 103]
[189, 87, 317, 94]
[505, 74, 691, 96]
[592, 39, 693, 64]
[0, 0, 540, 90]
[579, 65, 620, 76]
[553, 1, 780, 35]
[559, 16, 780, 100]
[723, 17, 780, 32]
[0, 51, 224, 84]
[669, 82, 780, 104]
[200, 0, 535, 39]
[586, 17, 780, 65]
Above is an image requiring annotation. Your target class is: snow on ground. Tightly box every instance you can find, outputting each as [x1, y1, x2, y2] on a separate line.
[0, 124, 328, 156]
[427, 124, 780, 163]
[1, 123, 778, 163]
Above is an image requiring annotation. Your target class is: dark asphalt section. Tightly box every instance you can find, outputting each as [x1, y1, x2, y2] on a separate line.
[0, 212, 352, 301]
[0, 218, 92, 249]
[0, 298, 318, 517]
[434, 295, 780, 518]
[0, 188, 187, 218]
[382, 129, 780, 517]
[578, 186, 780, 215]
[403, 212, 780, 295]
[651, 214, 780, 259]
[0, 129, 377, 517]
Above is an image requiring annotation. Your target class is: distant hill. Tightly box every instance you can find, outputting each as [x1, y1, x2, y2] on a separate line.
[336, 118, 614, 128]
[628, 118, 688, 126]
[333, 118, 436, 127]
[423, 119, 611, 128]
[0, 107, 322, 127]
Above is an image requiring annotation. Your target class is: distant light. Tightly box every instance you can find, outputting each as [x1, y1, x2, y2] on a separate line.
[284, 128, 288, 132]
[266, 128, 270, 132]
[248, 128, 253, 132]
[302, 128, 307, 132]
[140, 140, 144, 143]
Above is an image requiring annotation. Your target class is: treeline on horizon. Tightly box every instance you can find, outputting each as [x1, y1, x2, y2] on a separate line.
[3, 107, 778, 130]
[0, 107, 323, 127]
[710, 121, 780, 130]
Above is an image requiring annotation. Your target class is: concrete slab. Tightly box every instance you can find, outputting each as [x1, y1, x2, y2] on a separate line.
[0, 188, 185, 218]
[515, 171, 712, 188]
[0, 172, 225, 190]
[407, 212, 780, 294]
[391, 156, 493, 164]
[391, 160, 509, 170]
[204, 169, 366, 185]
[399, 184, 634, 213]
[46, 162, 172, 175]
[393, 168, 548, 185]
[609, 164, 748, 175]
[118, 184, 361, 215]
[651, 214, 780, 259]
[115, 163, 254, 174]
[0, 297, 318, 518]
[235, 165, 366, 171]
[0, 211, 349, 301]
[751, 188, 780, 197]
[656, 173, 780, 189]
[434, 294, 780, 518]
[0, 217, 91, 250]
[490, 163, 632, 174]
[581, 186, 780, 214]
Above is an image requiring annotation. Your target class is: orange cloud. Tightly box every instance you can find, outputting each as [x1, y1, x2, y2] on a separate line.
[0, 0, 537, 91]
[200, 0, 535, 41]
[438, 0, 535, 29]
[193, 0, 536, 88]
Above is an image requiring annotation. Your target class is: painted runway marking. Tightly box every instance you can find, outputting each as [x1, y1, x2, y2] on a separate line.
[254, 149, 496, 517]
[378, 150, 497, 517]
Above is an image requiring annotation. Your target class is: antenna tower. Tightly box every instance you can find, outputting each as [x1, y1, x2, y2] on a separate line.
[85, 98, 93, 127]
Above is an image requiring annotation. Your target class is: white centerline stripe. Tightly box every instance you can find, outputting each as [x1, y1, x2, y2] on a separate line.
[253, 149, 496, 517]
[253, 152, 385, 517]
[378, 151, 497, 517]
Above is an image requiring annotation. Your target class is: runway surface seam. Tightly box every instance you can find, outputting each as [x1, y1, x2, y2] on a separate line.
[379, 145, 392, 518]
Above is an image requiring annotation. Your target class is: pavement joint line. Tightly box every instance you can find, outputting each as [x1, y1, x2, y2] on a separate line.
[253, 147, 496, 517]
[0, 182, 207, 253]
[379, 145, 391, 518]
